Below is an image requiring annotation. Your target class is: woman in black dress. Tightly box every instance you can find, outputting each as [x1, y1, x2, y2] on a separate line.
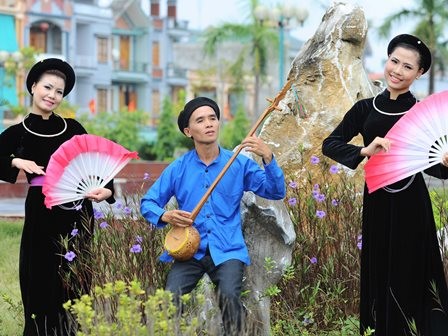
[322, 34, 448, 335]
[0, 58, 115, 335]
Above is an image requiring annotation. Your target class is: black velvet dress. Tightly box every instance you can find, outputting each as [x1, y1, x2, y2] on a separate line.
[322, 90, 448, 335]
[0, 113, 114, 336]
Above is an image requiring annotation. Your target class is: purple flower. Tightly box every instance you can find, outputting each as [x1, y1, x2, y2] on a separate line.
[310, 155, 320, 165]
[357, 234, 362, 250]
[71, 228, 78, 237]
[130, 244, 142, 253]
[94, 208, 104, 219]
[288, 197, 297, 206]
[329, 165, 339, 174]
[331, 199, 339, 206]
[312, 190, 320, 198]
[288, 181, 297, 189]
[99, 221, 109, 229]
[310, 257, 317, 264]
[64, 251, 76, 262]
[123, 207, 132, 216]
[316, 210, 326, 219]
[143, 172, 150, 180]
[115, 201, 123, 210]
[313, 184, 320, 191]
[135, 235, 143, 244]
[315, 193, 325, 203]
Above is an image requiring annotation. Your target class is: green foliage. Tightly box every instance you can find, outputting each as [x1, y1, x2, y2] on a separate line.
[64, 281, 201, 336]
[430, 189, 448, 230]
[78, 109, 150, 158]
[153, 92, 193, 161]
[0, 219, 23, 334]
[219, 104, 250, 149]
[153, 97, 182, 161]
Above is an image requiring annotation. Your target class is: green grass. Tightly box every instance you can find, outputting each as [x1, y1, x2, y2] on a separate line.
[0, 218, 23, 336]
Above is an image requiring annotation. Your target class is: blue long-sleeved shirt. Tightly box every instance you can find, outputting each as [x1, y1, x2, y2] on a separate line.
[140, 146, 286, 265]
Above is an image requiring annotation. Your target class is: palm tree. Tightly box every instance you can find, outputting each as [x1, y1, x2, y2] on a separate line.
[378, 0, 448, 94]
[202, 0, 278, 119]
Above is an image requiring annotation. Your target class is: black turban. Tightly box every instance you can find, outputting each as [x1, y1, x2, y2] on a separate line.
[387, 34, 432, 74]
[177, 97, 220, 134]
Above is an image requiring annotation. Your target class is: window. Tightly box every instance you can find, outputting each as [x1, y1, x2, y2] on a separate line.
[97, 88, 108, 113]
[97, 37, 108, 64]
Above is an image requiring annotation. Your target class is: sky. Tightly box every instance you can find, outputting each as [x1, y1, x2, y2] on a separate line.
[174, 0, 417, 73]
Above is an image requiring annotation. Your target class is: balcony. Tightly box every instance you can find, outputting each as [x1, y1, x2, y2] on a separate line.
[112, 60, 150, 83]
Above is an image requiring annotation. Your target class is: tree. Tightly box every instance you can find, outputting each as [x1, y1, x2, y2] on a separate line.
[153, 97, 181, 161]
[78, 109, 148, 155]
[202, 0, 278, 120]
[220, 104, 250, 150]
[378, 0, 448, 94]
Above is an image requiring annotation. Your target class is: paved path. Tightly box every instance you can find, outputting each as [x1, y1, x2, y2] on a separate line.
[0, 198, 25, 217]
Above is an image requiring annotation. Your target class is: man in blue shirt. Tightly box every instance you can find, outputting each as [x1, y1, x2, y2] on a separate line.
[140, 96, 285, 335]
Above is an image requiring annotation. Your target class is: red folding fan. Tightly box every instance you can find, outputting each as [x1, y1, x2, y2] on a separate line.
[43, 134, 139, 209]
[364, 90, 448, 193]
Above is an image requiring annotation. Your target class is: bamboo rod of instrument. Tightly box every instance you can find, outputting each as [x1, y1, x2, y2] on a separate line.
[190, 79, 292, 221]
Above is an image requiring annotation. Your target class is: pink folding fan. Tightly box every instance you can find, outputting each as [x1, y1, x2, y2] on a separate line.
[364, 90, 448, 193]
[43, 134, 139, 209]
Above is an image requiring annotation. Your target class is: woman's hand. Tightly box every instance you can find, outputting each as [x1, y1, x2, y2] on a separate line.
[11, 158, 45, 175]
[361, 136, 391, 157]
[240, 135, 273, 163]
[85, 188, 113, 202]
[161, 210, 193, 227]
[442, 153, 448, 167]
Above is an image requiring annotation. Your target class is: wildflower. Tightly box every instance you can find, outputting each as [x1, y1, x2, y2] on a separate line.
[288, 181, 297, 189]
[94, 208, 104, 220]
[316, 210, 326, 219]
[302, 315, 314, 326]
[310, 257, 318, 264]
[310, 155, 320, 165]
[315, 193, 325, 203]
[329, 165, 339, 174]
[312, 190, 320, 199]
[130, 244, 142, 253]
[115, 201, 123, 210]
[357, 234, 362, 250]
[99, 221, 109, 229]
[123, 206, 132, 215]
[143, 172, 150, 180]
[64, 251, 76, 262]
[135, 235, 143, 244]
[288, 197, 297, 206]
[313, 183, 320, 191]
[71, 228, 78, 237]
[331, 199, 339, 206]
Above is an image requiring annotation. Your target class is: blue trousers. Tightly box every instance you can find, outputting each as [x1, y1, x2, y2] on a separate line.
[166, 251, 244, 335]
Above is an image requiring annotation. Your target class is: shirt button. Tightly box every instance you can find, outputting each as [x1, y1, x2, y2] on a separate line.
[205, 169, 208, 173]
[206, 214, 211, 218]
[207, 230, 211, 234]
[205, 185, 209, 188]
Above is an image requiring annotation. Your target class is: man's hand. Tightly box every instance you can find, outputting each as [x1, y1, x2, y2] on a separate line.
[240, 135, 273, 164]
[161, 209, 193, 227]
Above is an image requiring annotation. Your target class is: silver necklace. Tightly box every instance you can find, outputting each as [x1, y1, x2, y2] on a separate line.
[372, 92, 416, 116]
[22, 113, 67, 137]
